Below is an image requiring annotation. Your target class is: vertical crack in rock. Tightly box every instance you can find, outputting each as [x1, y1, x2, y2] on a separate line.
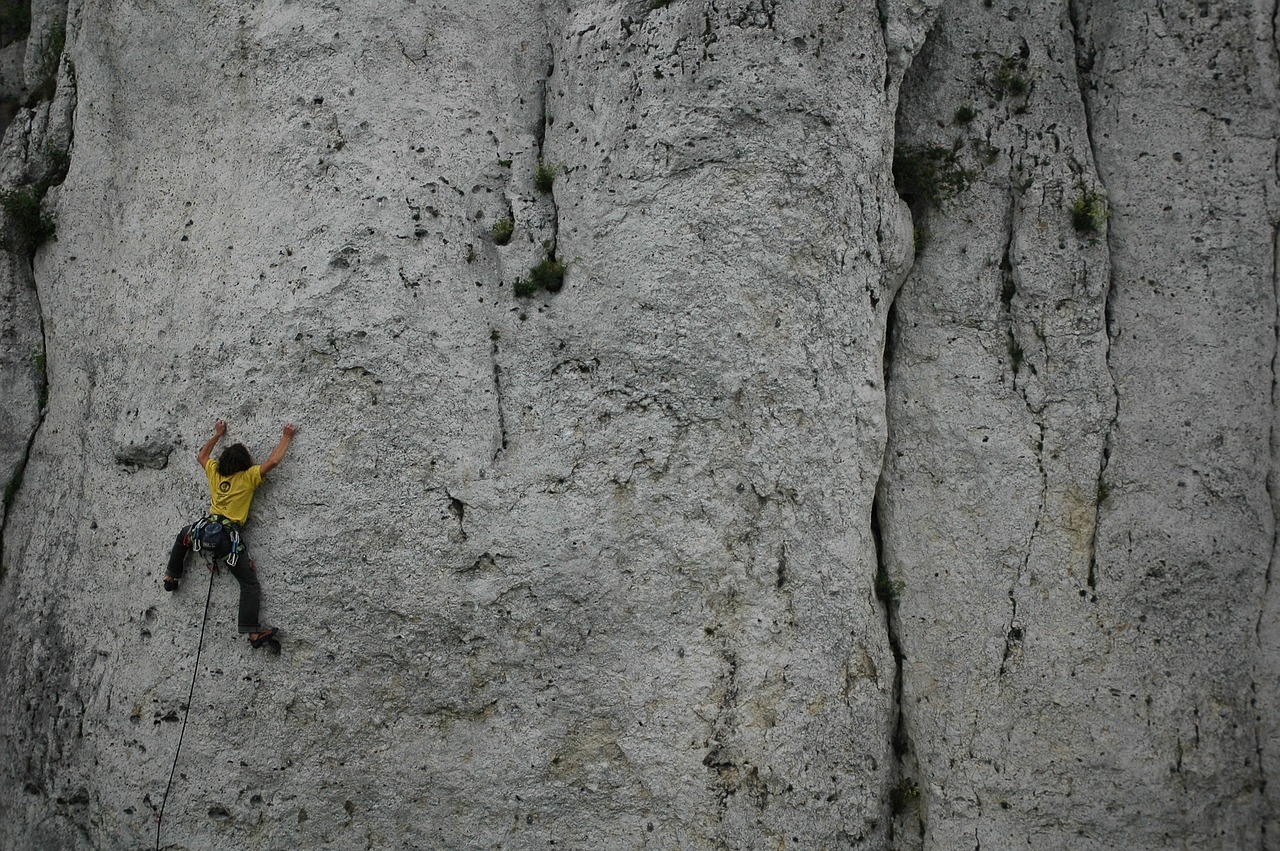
[0, 261, 46, 575]
[870, 487, 911, 843]
[1261, 221, 1280, 831]
[1266, 222, 1279, 639]
[875, 0, 892, 91]
[489, 328, 508, 460]
[996, 193, 1044, 677]
[0, 35, 71, 571]
[1272, 0, 1280, 82]
[1067, 0, 1118, 596]
[874, 299, 922, 845]
[775, 538, 787, 589]
[877, 5, 957, 839]
[445, 488, 469, 542]
[1256, 5, 1280, 833]
[998, 196, 1022, 384]
[703, 647, 753, 845]
[535, 35, 560, 261]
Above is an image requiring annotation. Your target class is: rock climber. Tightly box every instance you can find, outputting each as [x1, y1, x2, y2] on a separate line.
[163, 419, 296, 648]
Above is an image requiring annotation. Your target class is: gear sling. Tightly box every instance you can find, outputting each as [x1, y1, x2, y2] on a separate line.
[166, 514, 266, 635]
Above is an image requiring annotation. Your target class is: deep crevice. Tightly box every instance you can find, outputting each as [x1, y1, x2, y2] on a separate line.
[0, 204, 53, 576]
[1068, 0, 1119, 600]
[537, 36, 560, 260]
[876, 0, 892, 92]
[0, 368, 44, 577]
[1258, 217, 1280, 844]
[1262, 221, 1279, 641]
[875, 297, 921, 845]
[871, 484, 909, 838]
[995, 191, 1042, 674]
[1271, 0, 1280, 90]
[0, 9, 71, 565]
[998, 192, 1023, 386]
[489, 329, 508, 461]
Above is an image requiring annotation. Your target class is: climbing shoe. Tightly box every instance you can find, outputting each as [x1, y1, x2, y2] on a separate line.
[163, 576, 179, 592]
[249, 627, 278, 649]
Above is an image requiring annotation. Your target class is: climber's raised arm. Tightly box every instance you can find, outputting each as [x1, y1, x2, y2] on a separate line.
[260, 423, 297, 476]
[196, 419, 226, 467]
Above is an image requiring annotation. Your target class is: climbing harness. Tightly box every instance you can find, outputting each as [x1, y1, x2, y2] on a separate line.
[154, 563, 216, 850]
[189, 515, 244, 567]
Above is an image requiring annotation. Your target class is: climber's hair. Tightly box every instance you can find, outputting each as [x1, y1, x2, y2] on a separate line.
[217, 443, 254, 476]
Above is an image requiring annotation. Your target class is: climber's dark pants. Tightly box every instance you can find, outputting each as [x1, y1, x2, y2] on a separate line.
[167, 525, 264, 634]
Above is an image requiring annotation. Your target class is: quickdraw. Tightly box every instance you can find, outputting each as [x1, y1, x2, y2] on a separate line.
[188, 515, 245, 567]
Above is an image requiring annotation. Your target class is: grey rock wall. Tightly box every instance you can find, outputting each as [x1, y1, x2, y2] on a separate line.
[884, 0, 1278, 846]
[1079, 1, 1278, 844]
[883, 0, 1115, 843]
[0, 0, 1274, 849]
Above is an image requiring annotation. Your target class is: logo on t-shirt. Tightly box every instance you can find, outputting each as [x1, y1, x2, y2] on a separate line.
[219, 481, 231, 493]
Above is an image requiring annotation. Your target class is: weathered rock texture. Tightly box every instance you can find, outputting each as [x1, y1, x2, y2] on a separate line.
[884, 0, 1279, 846]
[0, 0, 1274, 849]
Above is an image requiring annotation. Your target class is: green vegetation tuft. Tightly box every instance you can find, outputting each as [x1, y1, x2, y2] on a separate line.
[0, 187, 56, 253]
[1007, 336, 1024, 373]
[3, 468, 22, 510]
[45, 142, 70, 186]
[38, 16, 65, 84]
[491, 217, 514, 246]
[953, 105, 978, 125]
[534, 158, 561, 193]
[890, 779, 920, 814]
[892, 144, 974, 212]
[513, 255, 566, 298]
[874, 566, 904, 605]
[992, 55, 1031, 100]
[1070, 184, 1110, 236]
[0, 140, 71, 259]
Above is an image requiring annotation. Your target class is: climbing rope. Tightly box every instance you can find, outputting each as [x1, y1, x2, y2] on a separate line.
[154, 564, 216, 851]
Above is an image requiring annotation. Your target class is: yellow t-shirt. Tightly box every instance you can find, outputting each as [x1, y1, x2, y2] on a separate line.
[204, 459, 263, 525]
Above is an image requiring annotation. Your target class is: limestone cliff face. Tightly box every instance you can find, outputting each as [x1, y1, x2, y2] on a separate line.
[0, 0, 1273, 849]
[886, 0, 1277, 846]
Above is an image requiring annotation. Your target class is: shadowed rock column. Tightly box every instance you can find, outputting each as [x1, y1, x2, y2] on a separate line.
[883, 0, 1277, 846]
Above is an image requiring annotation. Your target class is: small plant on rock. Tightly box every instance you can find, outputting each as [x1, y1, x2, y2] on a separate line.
[1096, 477, 1111, 503]
[534, 158, 561, 193]
[1070, 184, 1110, 236]
[31, 16, 66, 95]
[890, 779, 920, 814]
[513, 254, 566, 298]
[491, 217, 514, 246]
[1007, 336, 1024, 372]
[953, 104, 978, 125]
[0, 187, 55, 253]
[874, 566, 905, 605]
[992, 54, 1031, 101]
[892, 143, 974, 212]
[3, 468, 23, 510]
[45, 143, 70, 184]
